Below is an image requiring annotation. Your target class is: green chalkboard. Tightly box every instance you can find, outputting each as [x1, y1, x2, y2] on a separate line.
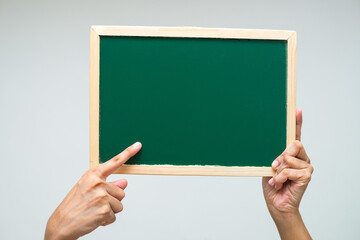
[98, 35, 287, 168]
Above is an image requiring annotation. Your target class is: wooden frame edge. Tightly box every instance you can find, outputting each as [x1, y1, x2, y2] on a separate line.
[286, 32, 297, 146]
[115, 165, 274, 177]
[89, 27, 100, 169]
[91, 25, 295, 40]
[89, 26, 297, 176]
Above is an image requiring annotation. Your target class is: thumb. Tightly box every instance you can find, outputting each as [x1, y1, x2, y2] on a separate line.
[111, 179, 128, 190]
[296, 108, 303, 141]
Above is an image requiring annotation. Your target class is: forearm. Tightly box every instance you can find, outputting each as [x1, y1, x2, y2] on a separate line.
[271, 210, 311, 240]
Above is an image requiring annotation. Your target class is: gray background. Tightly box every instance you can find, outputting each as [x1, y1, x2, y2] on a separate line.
[0, 0, 359, 239]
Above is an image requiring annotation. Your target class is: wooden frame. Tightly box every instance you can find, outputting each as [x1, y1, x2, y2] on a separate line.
[90, 26, 297, 177]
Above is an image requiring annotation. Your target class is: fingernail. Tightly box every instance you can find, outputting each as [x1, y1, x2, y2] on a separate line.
[132, 142, 142, 149]
[272, 160, 280, 169]
[268, 178, 274, 186]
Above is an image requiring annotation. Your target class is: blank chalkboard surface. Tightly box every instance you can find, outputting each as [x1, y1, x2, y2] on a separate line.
[90, 26, 297, 176]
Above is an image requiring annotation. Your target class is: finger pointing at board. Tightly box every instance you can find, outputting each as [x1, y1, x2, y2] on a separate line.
[97, 142, 142, 179]
[45, 142, 142, 240]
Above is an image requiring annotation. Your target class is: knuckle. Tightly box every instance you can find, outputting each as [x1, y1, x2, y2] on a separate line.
[99, 205, 111, 216]
[276, 166, 284, 175]
[118, 202, 124, 213]
[124, 148, 132, 157]
[309, 164, 314, 173]
[274, 164, 280, 172]
[303, 170, 312, 181]
[283, 156, 292, 166]
[91, 177, 104, 189]
[119, 190, 125, 199]
[109, 214, 116, 223]
[113, 155, 121, 162]
[95, 192, 109, 203]
[80, 169, 94, 181]
[272, 174, 280, 184]
[104, 211, 116, 224]
[78, 172, 103, 193]
[100, 192, 109, 200]
[282, 169, 289, 177]
[81, 169, 100, 183]
[294, 140, 303, 150]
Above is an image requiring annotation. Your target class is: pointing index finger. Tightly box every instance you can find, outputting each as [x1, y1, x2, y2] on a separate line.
[97, 142, 142, 179]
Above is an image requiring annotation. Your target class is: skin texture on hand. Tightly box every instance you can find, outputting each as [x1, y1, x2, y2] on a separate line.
[44, 142, 142, 240]
[262, 109, 313, 240]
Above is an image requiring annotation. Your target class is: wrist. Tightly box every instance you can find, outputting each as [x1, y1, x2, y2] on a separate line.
[265, 200, 300, 223]
[271, 209, 301, 228]
[270, 208, 301, 224]
[45, 217, 75, 240]
[269, 210, 311, 240]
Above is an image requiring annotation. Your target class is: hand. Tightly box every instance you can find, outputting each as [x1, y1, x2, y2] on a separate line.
[262, 109, 313, 239]
[45, 142, 142, 240]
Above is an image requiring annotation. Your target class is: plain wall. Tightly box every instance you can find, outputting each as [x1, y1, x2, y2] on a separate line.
[0, 0, 359, 239]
